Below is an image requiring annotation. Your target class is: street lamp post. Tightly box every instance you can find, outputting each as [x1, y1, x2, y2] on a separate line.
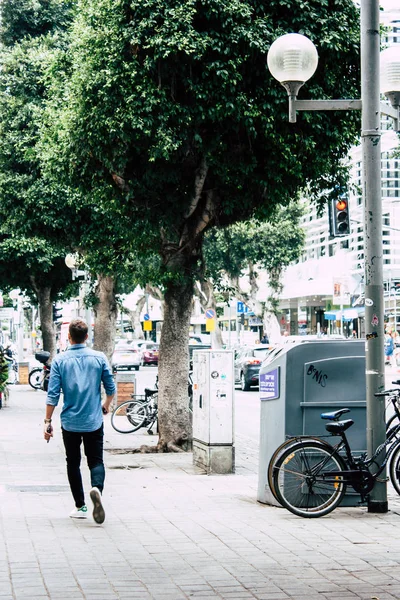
[267, 2, 400, 512]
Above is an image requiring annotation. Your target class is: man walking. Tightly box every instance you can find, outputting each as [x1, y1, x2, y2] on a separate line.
[44, 318, 116, 524]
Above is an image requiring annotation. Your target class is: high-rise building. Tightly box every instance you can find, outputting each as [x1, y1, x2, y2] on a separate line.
[279, 3, 400, 336]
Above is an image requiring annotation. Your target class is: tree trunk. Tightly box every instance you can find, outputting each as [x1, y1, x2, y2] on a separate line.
[124, 295, 146, 339]
[93, 274, 118, 363]
[262, 309, 281, 343]
[157, 274, 193, 452]
[36, 286, 56, 359]
[230, 270, 282, 344]
[197, 279, 224, 348]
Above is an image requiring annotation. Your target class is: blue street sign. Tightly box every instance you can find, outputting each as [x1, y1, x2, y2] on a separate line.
[143, 313, 150, 321]
[205, 308, 216, 319]
[237, 301, 244, 314]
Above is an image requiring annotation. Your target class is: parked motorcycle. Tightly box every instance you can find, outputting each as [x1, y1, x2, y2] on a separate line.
[29, 351, 51, 391]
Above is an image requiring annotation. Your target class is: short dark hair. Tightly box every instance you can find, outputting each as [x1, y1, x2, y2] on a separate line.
[69, 319, 88, 343]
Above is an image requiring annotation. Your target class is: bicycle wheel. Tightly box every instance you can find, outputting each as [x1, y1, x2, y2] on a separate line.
[272, 440, 347, 518]
[267, 436, 332, 503]
[389, 443, 400, 496]
[28, 368, 43, 390]
[111, 400, 149, 434]
[387, 412, 400, 435]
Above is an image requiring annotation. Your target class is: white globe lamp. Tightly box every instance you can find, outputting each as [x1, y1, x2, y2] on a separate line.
[381, 45, 400, 108]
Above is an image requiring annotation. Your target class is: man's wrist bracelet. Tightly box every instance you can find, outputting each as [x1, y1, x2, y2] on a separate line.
[44, 418, 52, 424]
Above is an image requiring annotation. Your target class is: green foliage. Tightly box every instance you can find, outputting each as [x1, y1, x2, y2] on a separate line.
[0, 0, 75, 46]
[43, 0, 361, 250]
[0, 235, 78, 302]
[203, 202, 305, 291]
[0, 348, 9, 392]
[0, 2, 79, 298]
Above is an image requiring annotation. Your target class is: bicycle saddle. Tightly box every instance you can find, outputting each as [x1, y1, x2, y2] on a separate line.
[320, 408, 350, 421]
[325, 419, 354, 434]
[144, 388, 158, 397]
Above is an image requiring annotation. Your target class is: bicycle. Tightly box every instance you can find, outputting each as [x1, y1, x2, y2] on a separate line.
[111, 387, 159, 434]
[268, 383, 400, 518]
[111, 371, 193, 434]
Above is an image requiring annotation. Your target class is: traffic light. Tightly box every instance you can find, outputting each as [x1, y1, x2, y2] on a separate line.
[52, 305, 62, 322]
[330, 197, 350, 237]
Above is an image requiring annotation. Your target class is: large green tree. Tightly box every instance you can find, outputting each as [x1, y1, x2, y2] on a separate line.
[0, 1, 78, 354]
[0, 0, 141, 360]
[43, 0, 361, 451]
[0, 236, 75, 356]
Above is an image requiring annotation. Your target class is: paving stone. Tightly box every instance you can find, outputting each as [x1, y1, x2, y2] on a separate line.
[2, 386, 400, 600]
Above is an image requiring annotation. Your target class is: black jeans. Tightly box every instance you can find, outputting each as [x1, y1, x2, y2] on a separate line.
[62, 424, 105, 508]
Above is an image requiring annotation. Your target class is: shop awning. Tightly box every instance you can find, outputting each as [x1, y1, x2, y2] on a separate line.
[324, 308, 362, 322]
[324, 311, 338, 321]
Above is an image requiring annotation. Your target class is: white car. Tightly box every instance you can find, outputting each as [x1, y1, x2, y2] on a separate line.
[111, 345, 141, 371]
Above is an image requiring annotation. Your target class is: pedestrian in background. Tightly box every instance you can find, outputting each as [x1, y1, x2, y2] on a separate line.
[384, 330, 395, 366]
[44, 318, 116, 524]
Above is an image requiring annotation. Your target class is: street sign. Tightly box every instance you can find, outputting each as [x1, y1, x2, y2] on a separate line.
[143, 313, 150, 321]
[237, 301, 244, 314]
[143, 320, 152, 331]
[205, 308, 216, 319]
[206, 318, 215, 332]
[0, 308, 14, 319]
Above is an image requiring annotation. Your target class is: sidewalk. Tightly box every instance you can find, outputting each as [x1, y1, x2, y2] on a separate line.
[1, 387, 400, 600]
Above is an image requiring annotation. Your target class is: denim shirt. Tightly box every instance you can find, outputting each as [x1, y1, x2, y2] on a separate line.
[46, 344, 116, 432]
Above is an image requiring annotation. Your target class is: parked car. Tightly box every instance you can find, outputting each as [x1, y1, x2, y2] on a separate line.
[234, 345, 273, 391]
[140, 343, 159, 366]
[189, 335, 204, 345]
[111, 345, 141, 371]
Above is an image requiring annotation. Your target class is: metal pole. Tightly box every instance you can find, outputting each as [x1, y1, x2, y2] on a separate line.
[228, 298, 232, 348]
[145, 292, 149, 340]
[361, 0, 387, 512]
[17, 295, 24, 360]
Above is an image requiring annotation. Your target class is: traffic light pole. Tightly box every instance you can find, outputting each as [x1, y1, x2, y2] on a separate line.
[361, 0, 387, 513]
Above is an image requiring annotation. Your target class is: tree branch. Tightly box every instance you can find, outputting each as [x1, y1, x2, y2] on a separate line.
[185, 157, 208, 219]
[29, 274, 39, 296]
[192, 189, 215, 238]
[111, 172, 129, 192]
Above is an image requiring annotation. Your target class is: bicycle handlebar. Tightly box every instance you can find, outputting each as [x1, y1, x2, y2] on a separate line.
[375, 388, 400, 397]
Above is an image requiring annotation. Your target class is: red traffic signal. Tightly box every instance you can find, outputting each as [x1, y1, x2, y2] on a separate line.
[330, 197, 350, 237]
[336, 199, 347, 211]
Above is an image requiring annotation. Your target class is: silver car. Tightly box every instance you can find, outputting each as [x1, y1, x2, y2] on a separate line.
[111, 345, 141, 371]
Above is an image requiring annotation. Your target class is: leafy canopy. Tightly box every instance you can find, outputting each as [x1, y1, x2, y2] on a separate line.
[42, 0, 361, 262]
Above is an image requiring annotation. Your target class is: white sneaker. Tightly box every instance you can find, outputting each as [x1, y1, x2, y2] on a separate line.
[69, 505, 88, 519]
[90, 487, 105, 524]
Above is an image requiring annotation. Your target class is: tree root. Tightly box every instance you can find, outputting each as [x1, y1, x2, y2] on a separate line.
[107, 437, 192, 455]
[136, 434, 191, 454]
